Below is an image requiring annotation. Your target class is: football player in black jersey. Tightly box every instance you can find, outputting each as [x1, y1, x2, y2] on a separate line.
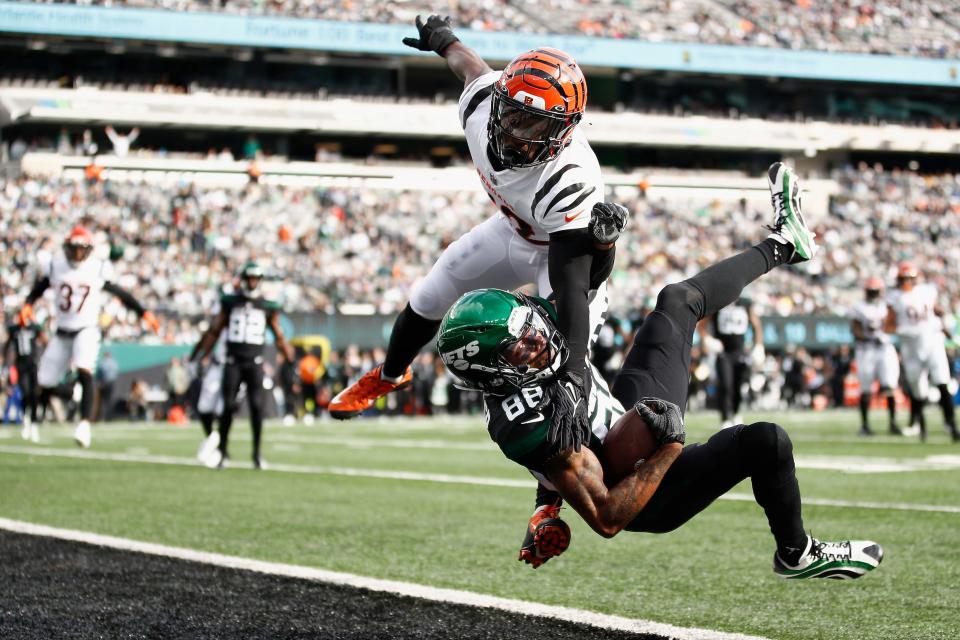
[438, 165, 882, 580]
[191, 262, 292, 470]
[3, 306, 46, 441]
[700, 296, 764, 428]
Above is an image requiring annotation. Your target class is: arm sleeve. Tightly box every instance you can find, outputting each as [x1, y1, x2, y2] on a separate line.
[25, 277, 50, 305]
[103, 282, 145, 316]
[548, 227, 597, 375]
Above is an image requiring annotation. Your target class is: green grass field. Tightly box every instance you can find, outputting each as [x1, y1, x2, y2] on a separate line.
[2, 408, 958, 640]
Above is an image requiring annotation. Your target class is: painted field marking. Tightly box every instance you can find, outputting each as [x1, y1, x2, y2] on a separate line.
[2, 445, 958, 514]
[0, 517, 768, 640]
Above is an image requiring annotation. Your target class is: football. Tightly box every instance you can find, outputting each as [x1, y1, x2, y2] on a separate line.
[598, 407, 658, 486]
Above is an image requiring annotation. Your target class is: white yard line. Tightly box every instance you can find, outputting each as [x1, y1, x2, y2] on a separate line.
[0, 517, 768, 640]
[2, 445, 958, 514]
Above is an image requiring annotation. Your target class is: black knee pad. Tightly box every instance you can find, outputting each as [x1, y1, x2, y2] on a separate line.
[738, 421, 793, 471]
[655, 282, 702, 319]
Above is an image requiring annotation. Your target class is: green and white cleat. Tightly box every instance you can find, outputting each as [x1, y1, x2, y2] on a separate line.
[767, 162, 817, 263]
[774, 536, 883, 580]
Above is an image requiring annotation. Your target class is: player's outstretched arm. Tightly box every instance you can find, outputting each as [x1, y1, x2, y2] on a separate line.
[401, 15, 492, 85]
[190, 310, 227, 363]
[103, 282, 159, 333]
[543, 443, 682, 538]
[24, 276, 50, 306]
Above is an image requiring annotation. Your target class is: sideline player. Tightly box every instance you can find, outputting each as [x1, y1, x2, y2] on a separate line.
[885, 262, 958, 441]
[700, 296, 763, 428]
[190, 262, 292, 469]
[3, 306, 46, 441]
[850, 277, 901, 436]
[19, 226, 159, 448]
[193, 329, 228, 466]
[437, 164, 882, 579]
[330, 16, 624, 425]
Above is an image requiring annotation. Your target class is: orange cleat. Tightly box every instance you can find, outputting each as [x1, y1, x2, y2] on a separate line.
[329, 365, 413, 420]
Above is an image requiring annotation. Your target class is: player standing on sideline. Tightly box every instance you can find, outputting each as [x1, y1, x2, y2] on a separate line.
[3, 306, 46, 442]
[851, 277, 901, 436]
[438, 165, 883, 580]
[330, 15, 625, 430]
[19, 226, 160, 448]
[190, 262, 292, 469]
[885, 262, 959, 442]
[700, 296, 763, 428]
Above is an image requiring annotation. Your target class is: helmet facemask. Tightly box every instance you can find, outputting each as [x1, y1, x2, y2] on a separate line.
[64, 239, 93, 266]
[239, 263, 264, 294]
[488, 90, 581, 169]
[496, 300, 567, 388]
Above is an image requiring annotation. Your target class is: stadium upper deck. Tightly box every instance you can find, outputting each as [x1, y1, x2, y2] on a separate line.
[18, 0, 960, 59]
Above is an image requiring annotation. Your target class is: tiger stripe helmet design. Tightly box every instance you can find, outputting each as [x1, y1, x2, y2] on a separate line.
[488, 48, 587, 169]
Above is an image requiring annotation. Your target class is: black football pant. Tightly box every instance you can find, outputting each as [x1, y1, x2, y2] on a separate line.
[17, 360, 39, 422]
[218, 358, 265, 461]
[611, 238, 787, 413]
[716, 351, 749, 421]
[625, 421, 806, 551]
[611, 239, 807, 551]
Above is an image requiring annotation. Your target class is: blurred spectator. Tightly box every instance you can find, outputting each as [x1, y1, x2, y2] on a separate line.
[105, 126, 140, 158]
[96, 349, 119, 421]
[128, 378, 149, 421]
[166, 357, 190, 412]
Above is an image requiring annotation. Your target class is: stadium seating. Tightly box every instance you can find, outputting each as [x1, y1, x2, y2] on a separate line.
[33, 0, 960, 58]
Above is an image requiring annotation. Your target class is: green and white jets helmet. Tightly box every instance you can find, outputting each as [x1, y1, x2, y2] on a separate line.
[238, 261, 264, 293]
[437, 289, 568, 394]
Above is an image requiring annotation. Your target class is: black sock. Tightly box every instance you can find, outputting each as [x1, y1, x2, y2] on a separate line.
[38, 388, 52, 424]
[218, 413, 233, 456]
[200, 412, 215, 437]
[77, 370, 94, 421]
[382, 303, 442, 379]
[937, 384, 957, 431]
[859, 394, 871, 431]
[911, 395, 926, 433]
[886, 394, 897, 427]
[778, 537, 810, 566]
[686, 239, 786, 319]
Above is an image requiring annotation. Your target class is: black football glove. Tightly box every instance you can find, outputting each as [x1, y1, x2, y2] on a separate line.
[634, 396, 685, 446]
[588, 202, 629, 245]
[546, 368, 591, 453]
[518, 503, 571, 568]
[401, 15, 460, 55]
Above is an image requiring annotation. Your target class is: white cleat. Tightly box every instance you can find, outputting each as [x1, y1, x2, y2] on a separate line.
[29, 423, 40, 443]
[205, 448, 224, 469]
[774, 536, 883, 580]
[20, 417, 31, 441]
[197, 431, 221, 463]
[73, 420, 91, 448]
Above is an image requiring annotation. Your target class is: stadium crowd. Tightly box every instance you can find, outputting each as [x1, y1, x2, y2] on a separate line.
[30, 0, 960, 58]
[2, 162, 959, 345]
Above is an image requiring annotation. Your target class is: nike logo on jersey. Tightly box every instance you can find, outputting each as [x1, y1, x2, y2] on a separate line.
[521, 412, 545, 424]
[564, 210, 584, 222]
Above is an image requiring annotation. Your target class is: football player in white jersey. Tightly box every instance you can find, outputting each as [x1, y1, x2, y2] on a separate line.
[850, 277, 901, 436]
[330, 16, 626, 426]
[885, 261, 958, 441]
[20, 226, 160, 448]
